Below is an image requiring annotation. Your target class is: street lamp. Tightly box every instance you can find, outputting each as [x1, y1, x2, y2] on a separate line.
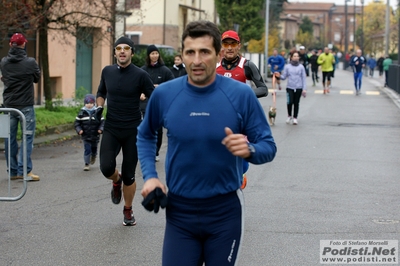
[385, 0, 390, 56]
[328, 5, 336, 44]
[344, 0, 349, 57]
[360, 0, 364, 51]
[264, 0, 270, 80]
[353, 0, 356, 50]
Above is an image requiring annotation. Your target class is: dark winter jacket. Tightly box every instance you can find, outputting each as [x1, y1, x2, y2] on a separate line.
[74, 107, 105, 142]
[170, 64, 187, 78]
[140, 63, 174, 113]
[0, 47, 40, 109]
[309, 54, 319, 70]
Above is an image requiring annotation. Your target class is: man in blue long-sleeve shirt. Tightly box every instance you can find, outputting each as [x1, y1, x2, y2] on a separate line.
[137, 20, 276, 265]
[268, 48, 285, 90]
[349, 49, 366, 95]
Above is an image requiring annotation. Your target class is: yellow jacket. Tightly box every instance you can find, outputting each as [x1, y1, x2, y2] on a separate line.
[317, 53, 335, 72]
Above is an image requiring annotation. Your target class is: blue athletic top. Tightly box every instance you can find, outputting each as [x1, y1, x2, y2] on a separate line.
[137, 75, 276, 199]
[349, 56, 366, 73]
[268, 55, 286, 72]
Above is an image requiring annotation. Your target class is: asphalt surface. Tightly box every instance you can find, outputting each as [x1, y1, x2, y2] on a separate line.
[1, 68, 400, 265]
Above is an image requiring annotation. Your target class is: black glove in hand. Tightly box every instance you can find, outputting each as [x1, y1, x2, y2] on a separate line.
[94, 106, 103, 123]
[141, 187, 168, 213]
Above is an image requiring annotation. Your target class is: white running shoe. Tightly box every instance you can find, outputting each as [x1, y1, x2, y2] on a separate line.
[293, 118, 298, 125]
[286, 117, 292, 124]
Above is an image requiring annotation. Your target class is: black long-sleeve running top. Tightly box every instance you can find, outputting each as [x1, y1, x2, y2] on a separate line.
[96, 63, 154, 129]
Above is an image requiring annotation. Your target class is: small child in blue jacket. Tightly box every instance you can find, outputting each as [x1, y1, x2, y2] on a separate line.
[74, 94, 104, 171]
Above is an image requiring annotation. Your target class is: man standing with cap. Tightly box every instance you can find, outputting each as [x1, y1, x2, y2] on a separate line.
[96, 36, 154, 226]
[216, 30, 268, 98]
[1, 33, 41, 181]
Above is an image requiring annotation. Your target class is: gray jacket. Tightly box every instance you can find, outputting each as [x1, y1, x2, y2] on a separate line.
[280, 62, 307, 91]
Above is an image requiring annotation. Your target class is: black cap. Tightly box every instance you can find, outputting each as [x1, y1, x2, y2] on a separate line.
[147, 45, 159, 56]
[114, 37, 134, 50]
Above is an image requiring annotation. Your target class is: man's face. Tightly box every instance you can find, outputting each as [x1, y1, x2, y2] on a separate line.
[273, 49, 278, 56]
[356, 50, 362, 57]
[182, 35, 219, 87]
[114, 44, 133, 67]
[324, 48, 329, 54]
[221, 38, 241, 60]
[299, 49, 305, 54]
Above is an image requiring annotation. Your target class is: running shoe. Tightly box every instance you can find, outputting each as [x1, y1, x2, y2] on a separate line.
[111, 174, 122, 204]
[84, 164, 90, 171]
[293, 118, 298, 125]
[241, 174, 247, 190]
[123, 207, 136, 226]
[286, 117, 292, 124]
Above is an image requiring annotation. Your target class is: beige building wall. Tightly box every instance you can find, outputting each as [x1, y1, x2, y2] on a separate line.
[46, 28, 112, 102]
[125, 0, 216, 51]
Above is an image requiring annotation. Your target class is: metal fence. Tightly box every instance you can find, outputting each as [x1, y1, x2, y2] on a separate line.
[388, 65, 400, 94]
[0, 108, 28, 201]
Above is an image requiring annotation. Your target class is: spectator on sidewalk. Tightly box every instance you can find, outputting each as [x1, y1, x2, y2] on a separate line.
[367, 55, 377, 78]
[170, 54, 187, 78]
[1, 33, 41, 181]
[74, 94, 104, 171]
[349, 49, 366, 95]
[377, 55, 385, 78]
[383, 55, 392, 87]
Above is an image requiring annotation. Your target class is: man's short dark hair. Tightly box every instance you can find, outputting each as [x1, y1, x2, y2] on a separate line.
[181, 20, 221, 55]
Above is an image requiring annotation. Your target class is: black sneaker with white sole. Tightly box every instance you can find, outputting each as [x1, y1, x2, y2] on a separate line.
[123, 207, 136, 226]
[111, 174, 122, 204]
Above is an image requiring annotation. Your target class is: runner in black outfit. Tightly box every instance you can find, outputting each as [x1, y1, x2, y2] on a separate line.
[96, 36, 154, 226]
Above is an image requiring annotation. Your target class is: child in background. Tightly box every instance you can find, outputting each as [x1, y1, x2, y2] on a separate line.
[74, 94, 104, 171]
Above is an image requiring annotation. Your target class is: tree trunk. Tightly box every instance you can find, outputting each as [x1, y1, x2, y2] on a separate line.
[39, 25, 52, 110]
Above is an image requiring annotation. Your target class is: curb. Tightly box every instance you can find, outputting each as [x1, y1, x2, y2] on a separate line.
[368, 79, 400, 110]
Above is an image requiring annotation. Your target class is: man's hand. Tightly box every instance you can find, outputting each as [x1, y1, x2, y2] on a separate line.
[94, 106, 103, 123]
[141, 177, 167, 198]
[221, 127, 251, 158]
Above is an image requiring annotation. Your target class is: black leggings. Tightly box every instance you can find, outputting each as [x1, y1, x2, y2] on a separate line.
[311, 68, 319, 83]
[100, 126, 139, 186]
[286, 88, 302, 118]
[322, 71, 331, 84]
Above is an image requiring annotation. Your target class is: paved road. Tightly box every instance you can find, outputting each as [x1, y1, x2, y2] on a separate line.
[1, 69, 399, 265]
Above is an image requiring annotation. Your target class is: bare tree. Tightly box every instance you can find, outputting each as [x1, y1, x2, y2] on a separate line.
[0, 0, 117, 109]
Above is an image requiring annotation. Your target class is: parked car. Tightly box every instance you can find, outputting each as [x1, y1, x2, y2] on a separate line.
[134, 44, 176, 56]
